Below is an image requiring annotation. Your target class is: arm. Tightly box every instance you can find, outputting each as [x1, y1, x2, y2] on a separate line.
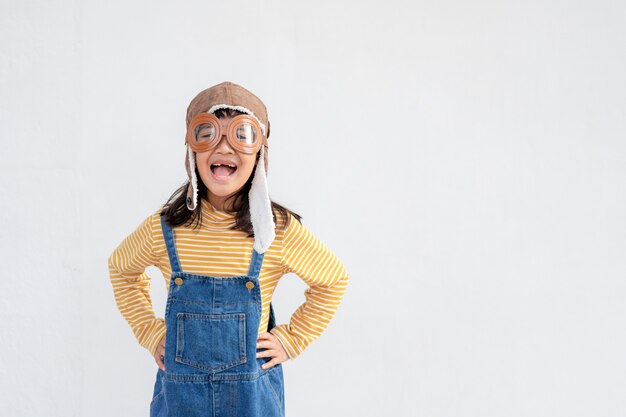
[270, 213, 350, 360]
[107, 213, 166, 356]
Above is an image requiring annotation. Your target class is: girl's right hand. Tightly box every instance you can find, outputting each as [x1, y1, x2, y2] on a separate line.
[153, 333, 166, 371]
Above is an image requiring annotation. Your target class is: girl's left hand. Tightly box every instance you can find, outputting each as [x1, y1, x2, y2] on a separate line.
[256, 332, 290, 370]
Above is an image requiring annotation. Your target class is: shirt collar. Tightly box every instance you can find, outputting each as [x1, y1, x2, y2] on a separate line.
[200, 198, 237, 227]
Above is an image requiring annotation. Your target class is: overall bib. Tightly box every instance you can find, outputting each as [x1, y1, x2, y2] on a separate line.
[150, 214, 285, 417]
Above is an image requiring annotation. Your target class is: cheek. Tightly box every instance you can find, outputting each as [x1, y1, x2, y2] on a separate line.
[194, 153, 212, 176]
[195, 152, 210, 166]
[238, 158, 257, 179]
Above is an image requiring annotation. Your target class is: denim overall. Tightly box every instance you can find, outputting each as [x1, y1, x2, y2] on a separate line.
[150, 214, 285, 417]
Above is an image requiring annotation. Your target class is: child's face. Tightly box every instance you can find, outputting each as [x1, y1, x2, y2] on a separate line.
[195, 114, 258, 209]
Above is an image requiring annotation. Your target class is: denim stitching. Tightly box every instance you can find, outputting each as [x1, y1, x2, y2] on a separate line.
[230, 381, 236, 417]
[149, 389, 165, 412]
[175, 313, 246, 373]
[263, 371, 284, 415]
[170, 297, 257, 307]
[175, 313, 183, 360]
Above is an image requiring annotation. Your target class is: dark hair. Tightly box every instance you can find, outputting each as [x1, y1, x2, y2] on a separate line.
[159, 108, 302, 236]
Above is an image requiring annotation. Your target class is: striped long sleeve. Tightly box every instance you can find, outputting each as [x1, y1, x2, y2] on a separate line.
[107, 215, 166, 356]
[108, 200, 349, 360]
[269, 213, 350, 360]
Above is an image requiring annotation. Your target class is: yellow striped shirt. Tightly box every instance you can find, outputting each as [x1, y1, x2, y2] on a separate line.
[107, 197, 349, 360]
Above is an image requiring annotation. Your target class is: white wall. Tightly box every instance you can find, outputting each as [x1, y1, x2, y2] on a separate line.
[1, 0, 624, 416]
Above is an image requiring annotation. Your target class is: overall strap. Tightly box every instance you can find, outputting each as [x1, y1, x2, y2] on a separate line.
[160, 213, 182, 274]
[248, 247, 277, 332]
[247, 247, 265, 279]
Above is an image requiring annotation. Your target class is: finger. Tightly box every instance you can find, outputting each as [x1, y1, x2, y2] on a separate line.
[257, 332, 274, 340]
[256, 339, 275, 349]
[156, 354, 165, 371]
[155, 345, 166, 371]
[256, 348, 275, 358]
[261, 357, 278, 370]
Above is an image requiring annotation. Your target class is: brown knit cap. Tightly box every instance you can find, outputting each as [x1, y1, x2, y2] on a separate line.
[185, 81, 270, 137]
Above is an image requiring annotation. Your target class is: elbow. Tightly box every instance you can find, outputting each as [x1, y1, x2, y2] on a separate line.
[108, 251, 120, 274]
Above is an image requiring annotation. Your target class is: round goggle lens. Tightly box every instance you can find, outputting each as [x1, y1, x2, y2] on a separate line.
[195, 123, 216, 143]
[235, 123, 257, 145]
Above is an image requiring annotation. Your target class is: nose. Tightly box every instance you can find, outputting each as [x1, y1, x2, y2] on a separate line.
[215, 134, 234, 152]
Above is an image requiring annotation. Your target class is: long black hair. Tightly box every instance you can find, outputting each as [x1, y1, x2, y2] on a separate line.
[159, 108, 302, 236]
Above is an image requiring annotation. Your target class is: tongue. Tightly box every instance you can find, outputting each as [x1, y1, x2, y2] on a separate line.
[214, 166, 234, 177]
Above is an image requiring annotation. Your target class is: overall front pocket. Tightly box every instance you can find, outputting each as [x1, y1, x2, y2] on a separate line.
[175, 312, 247, 373]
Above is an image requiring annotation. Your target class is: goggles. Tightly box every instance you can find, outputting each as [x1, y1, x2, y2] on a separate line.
[186, 113, 267, 155]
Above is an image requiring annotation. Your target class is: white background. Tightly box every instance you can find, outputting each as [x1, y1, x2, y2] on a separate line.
[1, 0, 625, 416]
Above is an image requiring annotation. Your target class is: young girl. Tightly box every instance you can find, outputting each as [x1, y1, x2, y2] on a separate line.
[107, 81, 349, 416]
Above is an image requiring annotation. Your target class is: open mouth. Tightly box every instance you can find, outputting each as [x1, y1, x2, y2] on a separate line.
[210, 163, 237, 180]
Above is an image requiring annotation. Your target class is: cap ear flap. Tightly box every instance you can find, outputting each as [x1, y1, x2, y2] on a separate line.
[184, 143, 198, 210]
[185, 144, 192, 178]
[266, 119, 270, 138]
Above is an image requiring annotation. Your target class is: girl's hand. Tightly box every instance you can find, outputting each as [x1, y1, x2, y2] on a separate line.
[256, 332, 290, 370]
[153, 333, 166, 371]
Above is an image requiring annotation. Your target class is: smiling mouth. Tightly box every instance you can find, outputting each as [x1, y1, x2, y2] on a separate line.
[210, 163, 237, 180]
